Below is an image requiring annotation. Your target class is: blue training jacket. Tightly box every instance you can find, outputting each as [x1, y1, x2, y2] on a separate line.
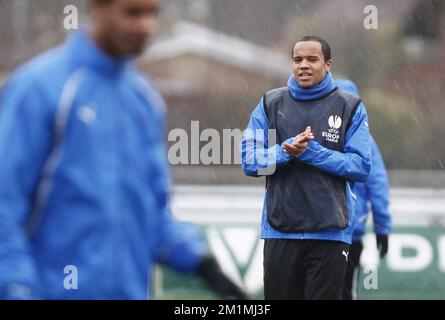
[336, 79, 392, 241]
[241, 73, 371, 244]
[0, 30, 207, 299]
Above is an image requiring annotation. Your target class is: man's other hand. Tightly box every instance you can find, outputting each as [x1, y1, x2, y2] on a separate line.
[376, 235, 389, 258]
[282, 126, 314, 157]
[197, 255, 248, 300]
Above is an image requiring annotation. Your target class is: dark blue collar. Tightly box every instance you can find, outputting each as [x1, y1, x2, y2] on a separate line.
[287, 72, 337, 101]
[67, 29, 133, 75]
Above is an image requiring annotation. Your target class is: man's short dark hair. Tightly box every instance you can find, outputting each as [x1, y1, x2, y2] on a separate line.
[292, 35, 332, 62]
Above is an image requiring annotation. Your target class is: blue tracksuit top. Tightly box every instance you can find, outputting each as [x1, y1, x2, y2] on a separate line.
[335, 79, 392, 241]
[0, 30, 207, 299]
[241, 73, 371, 244]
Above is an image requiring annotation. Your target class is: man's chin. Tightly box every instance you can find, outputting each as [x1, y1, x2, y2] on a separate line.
[297, 81, 314, 88]
[127, 45, 147, 57]
[126, 39, 150, 57]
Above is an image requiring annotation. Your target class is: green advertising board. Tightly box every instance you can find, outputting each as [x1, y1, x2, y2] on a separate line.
[358, 226, 445, 299]
[154, 224, 445, 300]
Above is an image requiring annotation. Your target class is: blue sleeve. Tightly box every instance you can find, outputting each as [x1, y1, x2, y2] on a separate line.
[147, 88, 208, 273]
[241, 97, 293, 177]
[0, 76, 53, 298]
[297, 103, 372, 182]
[367, 136, 392, 235]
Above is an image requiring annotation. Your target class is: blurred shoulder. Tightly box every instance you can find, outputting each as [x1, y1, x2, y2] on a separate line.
[6, 44, 80, 100]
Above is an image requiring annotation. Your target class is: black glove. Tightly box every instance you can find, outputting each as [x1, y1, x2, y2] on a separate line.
[376, 234, 389, 258]
[197, 255, 248, 300]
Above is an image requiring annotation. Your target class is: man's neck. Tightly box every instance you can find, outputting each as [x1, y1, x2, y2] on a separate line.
[89, 27, 122, 59]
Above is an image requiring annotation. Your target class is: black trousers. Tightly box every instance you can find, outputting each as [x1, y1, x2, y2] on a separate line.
[342, 240, 364, 300]
[263, 239, 350, 300]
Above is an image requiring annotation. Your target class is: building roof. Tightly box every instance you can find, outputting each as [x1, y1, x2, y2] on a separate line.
[141, 21, 291, 78]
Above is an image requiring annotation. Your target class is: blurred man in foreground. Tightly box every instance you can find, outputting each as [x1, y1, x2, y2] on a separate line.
[336, 79, 392, 300]
[0, 0, 245, 299]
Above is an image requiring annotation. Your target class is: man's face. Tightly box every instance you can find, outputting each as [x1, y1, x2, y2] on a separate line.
[92, 0, 161, 57]
[292, 41, 332, 88]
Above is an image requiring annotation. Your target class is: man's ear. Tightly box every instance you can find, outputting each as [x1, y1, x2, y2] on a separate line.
[324, 59, 333, 72]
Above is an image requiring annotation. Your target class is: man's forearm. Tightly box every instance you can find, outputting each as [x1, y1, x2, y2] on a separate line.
[297, 140, 371, 182]
[241, 139, 293, 177]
